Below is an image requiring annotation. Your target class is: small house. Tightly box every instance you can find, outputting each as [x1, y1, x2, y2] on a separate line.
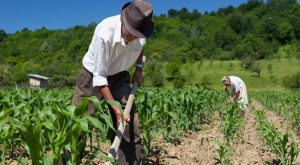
[28, 74, 50, 88]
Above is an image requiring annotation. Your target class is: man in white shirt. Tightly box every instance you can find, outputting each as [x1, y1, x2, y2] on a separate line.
[60, 1, 154, 164]
[221, 76, 249, 109]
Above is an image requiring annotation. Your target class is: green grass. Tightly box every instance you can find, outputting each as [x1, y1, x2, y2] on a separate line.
[176, 58, 300, 92]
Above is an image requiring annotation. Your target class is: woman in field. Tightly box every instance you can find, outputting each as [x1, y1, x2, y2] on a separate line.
[221, 76, 249, 109]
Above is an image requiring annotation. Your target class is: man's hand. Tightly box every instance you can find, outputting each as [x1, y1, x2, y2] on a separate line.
[99, 86, 130, 122]
[133, 67, 144, 85]
[229, 97, 234, 103]
[112, 105, 130, 123]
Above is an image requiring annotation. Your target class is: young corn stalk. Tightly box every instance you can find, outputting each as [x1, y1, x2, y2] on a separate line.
[254, 109, 300, 164]
[214, 102, 243, 165]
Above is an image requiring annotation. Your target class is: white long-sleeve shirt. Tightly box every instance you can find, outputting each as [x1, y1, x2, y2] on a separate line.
[229, 76, 243, 93]
[82, 15, 146, 87]
[229, 76, 248, 107]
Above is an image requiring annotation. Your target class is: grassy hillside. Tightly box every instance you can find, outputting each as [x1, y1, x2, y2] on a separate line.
[1, 1, 300, 86]
[174, 58, 300, 91]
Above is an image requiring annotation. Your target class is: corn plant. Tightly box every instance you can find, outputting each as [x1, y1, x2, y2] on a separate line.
[135, 88, 226, 158]
[0, 88, 115, 164]
[252, 91, 300, 135]
[213, 139, 232, 165]
[254, 109, 300, 164]
[0, 87, 228, 164]
[219, 103, 243, 142]
[135, 92, 158, 158]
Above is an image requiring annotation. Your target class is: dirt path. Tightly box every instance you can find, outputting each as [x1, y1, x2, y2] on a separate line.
[252, 99, 300, 143]
[252, 99, 300, 163]
[147, 112, 224, 165]
[232, 107, 273, 165]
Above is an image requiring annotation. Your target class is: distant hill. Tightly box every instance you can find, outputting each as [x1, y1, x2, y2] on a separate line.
[0, 0, 300, 86]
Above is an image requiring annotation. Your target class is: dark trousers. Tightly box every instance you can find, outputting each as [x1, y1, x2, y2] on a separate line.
[59, 67, 141, 165]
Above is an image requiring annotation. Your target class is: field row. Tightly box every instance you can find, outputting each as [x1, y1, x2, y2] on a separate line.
[0, 88, 299, 164]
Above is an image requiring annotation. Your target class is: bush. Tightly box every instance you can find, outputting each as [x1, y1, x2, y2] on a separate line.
[49, 75, 75, 87]
[145, 62, 164, 87]
[251, 63, 262, 77]
[199, 75, 212, 89]
[173, 77, 186, 88]
[282, 72, 300, 89]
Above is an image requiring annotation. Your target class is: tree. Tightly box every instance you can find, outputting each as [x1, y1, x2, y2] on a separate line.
[278, 21, 294, 44]
[262, 17, 280, 41]
[290, 16, 300, 39]
[0, 64, 10, 85]
[145, 62, 164, 87]
[190, 9, 201, 19]
[178, 8, 190, 20]
[0, 29, 7, 42]
[214, 26, 237, 50]
[165, 62, 180, 80]
[168, 9, 178, 18]
[228, 14, 243, 34]
[66, 39, 82, 62]
[240, 0, 263, 12]
[41, 42, 52, 52]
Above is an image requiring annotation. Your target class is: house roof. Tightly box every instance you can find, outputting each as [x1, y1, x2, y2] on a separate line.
[28, 74, 50, 80]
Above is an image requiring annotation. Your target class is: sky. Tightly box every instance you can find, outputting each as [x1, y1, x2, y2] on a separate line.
[0, 0, 250, 34]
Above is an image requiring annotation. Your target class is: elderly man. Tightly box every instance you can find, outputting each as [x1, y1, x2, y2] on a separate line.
[60, 0, 154, 164]
[221, 76, 249, 109]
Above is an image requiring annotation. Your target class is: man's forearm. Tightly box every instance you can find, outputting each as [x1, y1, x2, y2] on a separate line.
[99, 85, 114, 100]
[99, 86, 120, 114]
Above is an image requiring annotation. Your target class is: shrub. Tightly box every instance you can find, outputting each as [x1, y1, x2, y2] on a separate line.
[173, 77, 186, 88]
[282, 72, 300, 89]
[199, 75, 212, 89]
[49, 75, 75, 87]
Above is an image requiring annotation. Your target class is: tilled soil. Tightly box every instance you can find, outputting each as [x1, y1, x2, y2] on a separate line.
[146, 112, 224, 165]
[231, 107, 274, 165]
[4, 100, 300, 164]
[252, 99, 300, 163]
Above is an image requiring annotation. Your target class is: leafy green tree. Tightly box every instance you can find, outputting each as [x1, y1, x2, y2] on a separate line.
[214, 25, 237, 50]
[145, 62, 164, 87]
[178, 8, 190, 20]
[66, 39, 82, 62]
[0, 29, 7, 42]
[290, 16, 300, 39]
[0, 64, 11, 85]
[239, 0, 263, 12]
[278, 21, 294, 44]
[165, 62, 180, 80]
[262, 17, 280, 41]
[168, 9, 178, 17]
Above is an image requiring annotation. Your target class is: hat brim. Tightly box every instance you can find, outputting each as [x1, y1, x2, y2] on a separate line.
[121, 6, 154, 38]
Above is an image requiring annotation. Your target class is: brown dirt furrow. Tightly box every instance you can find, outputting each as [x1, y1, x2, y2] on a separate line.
[154, 112, 224, 165]
[252, 99, 300, 163]
[232, 107, 272, 165]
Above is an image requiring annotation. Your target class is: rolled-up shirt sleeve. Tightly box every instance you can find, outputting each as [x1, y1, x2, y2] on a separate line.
[92, 36, 109, 87]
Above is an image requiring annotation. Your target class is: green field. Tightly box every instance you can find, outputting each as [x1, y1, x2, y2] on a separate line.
[176, 58, 300, 92]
